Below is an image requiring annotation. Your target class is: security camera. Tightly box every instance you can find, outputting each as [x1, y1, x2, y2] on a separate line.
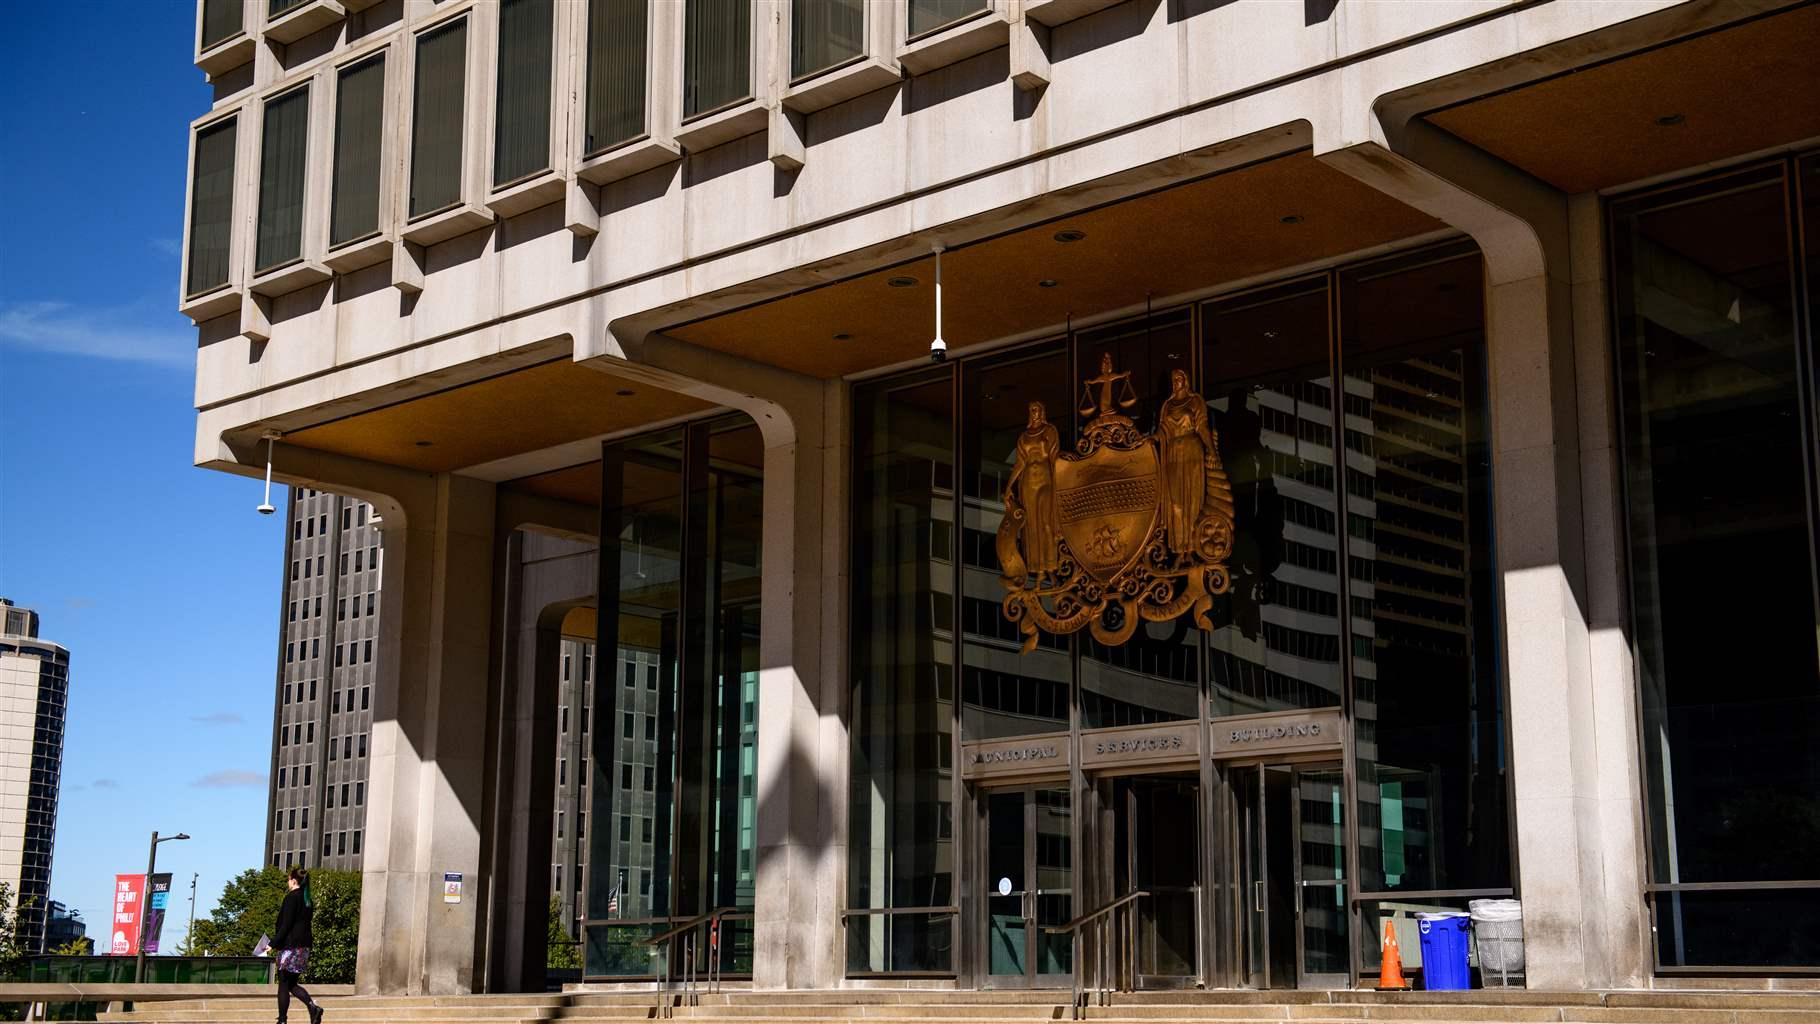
[257, 502, 277, 515]
[930, 339, 947, 363]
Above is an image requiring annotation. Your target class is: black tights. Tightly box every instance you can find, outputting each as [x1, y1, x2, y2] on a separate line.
[277, 970, 316, 1021]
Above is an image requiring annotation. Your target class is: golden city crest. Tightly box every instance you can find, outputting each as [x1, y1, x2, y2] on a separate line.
[998, 355, 1235, 651]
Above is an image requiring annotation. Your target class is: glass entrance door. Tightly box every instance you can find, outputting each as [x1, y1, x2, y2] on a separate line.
[981, 786, 1073, 987]
[1102, 775, 1202, 986]
[1231, 762, 1350, 988]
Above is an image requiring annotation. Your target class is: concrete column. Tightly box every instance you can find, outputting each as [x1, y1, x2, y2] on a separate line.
[599, 337, 849, 989]
[356, 472, 498, 995]
[1318, 120, 1650, 988]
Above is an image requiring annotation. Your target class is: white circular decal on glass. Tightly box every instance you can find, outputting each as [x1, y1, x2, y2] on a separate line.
[998, 877, 1013, 896]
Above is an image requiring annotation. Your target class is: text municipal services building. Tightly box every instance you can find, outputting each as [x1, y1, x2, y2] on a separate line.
[179, 0, 1820, 997]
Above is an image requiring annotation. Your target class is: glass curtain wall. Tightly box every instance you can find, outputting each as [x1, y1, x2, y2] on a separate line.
[255, 87, 309, 273]
[1337, 250, 1508, 970]
[1611, 154, 1820, 969]
[1077, 313, 1202, 728]
[1202, 281, 1344, 717]
[585, 0, 648, 154]
[493, 0, 554, 187]
[792, 0, 865, 81]
[330, 55, 385, 247]
[849, 374, 958, 973]
[186, 117, 237, 295]
[959, 345, 1072, 741]
[584, 416, 763, 978]
[849, 240, 1509, 979]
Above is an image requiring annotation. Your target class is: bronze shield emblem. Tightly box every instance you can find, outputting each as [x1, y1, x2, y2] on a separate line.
[999, 354, 1236, 652]
[1054, 442, 1160, 582]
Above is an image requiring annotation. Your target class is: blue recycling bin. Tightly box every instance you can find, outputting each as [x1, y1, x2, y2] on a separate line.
[1417, 913, 1472, 990]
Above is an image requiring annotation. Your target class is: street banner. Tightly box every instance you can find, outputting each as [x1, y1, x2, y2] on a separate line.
[111, 874, 146, 955]
[142, 874, 173, 953]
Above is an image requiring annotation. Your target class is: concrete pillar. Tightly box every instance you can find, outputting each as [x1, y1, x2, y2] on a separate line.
[598, 337, 849, 989]
[1318, 120, 1650, 988]
[356, 472, 498, 995]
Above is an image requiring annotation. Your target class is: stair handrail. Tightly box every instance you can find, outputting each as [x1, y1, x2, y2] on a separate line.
[643, 906, 753, 1017]
[1044, 890, 1148, 1020]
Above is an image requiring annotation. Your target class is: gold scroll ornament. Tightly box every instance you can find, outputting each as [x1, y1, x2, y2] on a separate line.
[998, 354, 1235, 651]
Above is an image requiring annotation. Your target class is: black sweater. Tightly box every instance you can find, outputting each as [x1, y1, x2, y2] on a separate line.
[274, 888, 314, 950]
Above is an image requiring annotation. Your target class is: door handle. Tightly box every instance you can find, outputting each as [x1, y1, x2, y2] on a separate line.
[1253, 879, 1264, 913]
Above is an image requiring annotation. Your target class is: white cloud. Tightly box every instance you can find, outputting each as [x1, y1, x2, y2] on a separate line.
[193, 770, 266, 789]
[93, 779, 120, 790]
[0, 301, 192, 370]
[150, 238, 183, 258]
[190, 712, 244, 726]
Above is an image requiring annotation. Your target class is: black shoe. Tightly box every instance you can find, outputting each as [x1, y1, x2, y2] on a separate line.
[308, 1005, 324, 1024]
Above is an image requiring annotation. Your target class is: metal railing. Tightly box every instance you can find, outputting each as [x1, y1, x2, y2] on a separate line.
[643, 907, 753, 1017]
[1045, 890, 1147, 1020]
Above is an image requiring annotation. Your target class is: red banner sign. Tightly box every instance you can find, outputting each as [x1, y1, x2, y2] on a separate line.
[111, 874, 146, 955]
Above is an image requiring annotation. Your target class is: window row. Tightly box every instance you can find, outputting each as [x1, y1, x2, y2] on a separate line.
[185, 0, 1011, 306]
[320, 829, 365, 858]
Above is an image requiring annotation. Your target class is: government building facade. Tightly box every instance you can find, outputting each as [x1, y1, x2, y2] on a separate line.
[180, 0, 1820, 995]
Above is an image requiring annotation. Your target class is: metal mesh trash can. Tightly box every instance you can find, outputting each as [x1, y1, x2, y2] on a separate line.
[1469, 899, 1524, 987]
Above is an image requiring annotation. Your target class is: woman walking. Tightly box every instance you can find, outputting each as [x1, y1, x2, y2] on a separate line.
[273, 867, 324, 1024]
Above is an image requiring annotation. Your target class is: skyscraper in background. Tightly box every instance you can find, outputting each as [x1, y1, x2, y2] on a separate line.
[266, 487, 383, 869]
[0, 598, 70, 950]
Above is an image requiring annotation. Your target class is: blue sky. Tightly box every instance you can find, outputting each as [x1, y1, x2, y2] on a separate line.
[0, 3, 284, 947]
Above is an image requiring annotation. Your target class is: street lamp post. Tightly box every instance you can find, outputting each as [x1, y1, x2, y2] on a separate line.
[187, 874, 199, 956]
[135, 831, 190, 984]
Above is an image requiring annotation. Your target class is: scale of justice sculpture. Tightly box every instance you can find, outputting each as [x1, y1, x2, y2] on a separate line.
[998, 354, 1236, 651]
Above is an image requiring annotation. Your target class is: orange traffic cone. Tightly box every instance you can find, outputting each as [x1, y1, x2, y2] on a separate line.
[1378, 918, 1410, 990]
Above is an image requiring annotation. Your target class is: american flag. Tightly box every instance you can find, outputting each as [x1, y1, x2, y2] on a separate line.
[606, 886, 619, 916]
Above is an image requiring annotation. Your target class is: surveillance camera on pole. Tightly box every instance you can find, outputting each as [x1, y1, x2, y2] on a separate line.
[257, 431, 281, 515]
[930, 244, 947, 363]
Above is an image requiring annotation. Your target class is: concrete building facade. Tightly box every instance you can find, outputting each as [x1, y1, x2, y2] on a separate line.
[267, 487, 385, 871]
[0, 599, 70, 951]
[181, 0, 1820, 996]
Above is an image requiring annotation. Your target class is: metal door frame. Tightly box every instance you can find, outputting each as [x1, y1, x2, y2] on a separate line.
[977, 783, 1074, 989]
[1290, 763, 1348, 989]
[1225, 757, 1348, 990]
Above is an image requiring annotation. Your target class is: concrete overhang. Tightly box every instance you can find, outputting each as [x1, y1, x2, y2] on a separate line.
[1406, 2, 1820, 195]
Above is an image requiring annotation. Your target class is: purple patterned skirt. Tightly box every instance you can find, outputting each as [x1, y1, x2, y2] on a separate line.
[277, 946, 311, 975]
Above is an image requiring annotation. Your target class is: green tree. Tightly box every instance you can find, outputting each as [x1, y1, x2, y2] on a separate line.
[48, 938, 91, 956]
[545, 898, 579, 970]
[0, 882, 36, 980]
[191, 868, 361, 983]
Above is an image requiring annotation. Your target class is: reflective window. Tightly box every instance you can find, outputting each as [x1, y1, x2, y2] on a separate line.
[960, 344, 1072, 739]
[584, 0, 648, 154]
[493, 0, 554, 187]
[848, 374, 956, 973]
[186, 117, 237, 295]
[1339, 249, 1507, 897]
[409, 18, 467, 218]
[683, 0, 750, 119]
[201, 0, 243, 49]
[1613, 158, 1820, 968]
[792, 0, 864, 80]
[908, 0, 988, 39]
[1203, 280, 1342, 716]
[585, 417, 763, 977]
[331, 55, 385, 247]
[255, 85, 309, 272]
[1078, 313, 1200, 728]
